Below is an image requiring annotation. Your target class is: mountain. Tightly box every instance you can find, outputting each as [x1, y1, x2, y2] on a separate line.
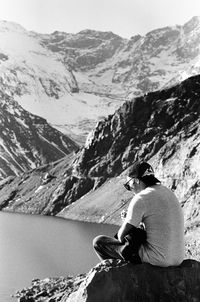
[0, 21, 123, 144]
[41, 16, 200, 98]
[0, 74, 199, 246]
[0, 91, 79, 180]
[1, 17, 200, 143]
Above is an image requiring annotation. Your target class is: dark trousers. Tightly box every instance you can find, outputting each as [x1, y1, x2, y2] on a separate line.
[93, 226, 147, 265]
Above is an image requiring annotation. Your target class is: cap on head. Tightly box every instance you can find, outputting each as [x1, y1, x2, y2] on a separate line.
[128, 161, 160, 186]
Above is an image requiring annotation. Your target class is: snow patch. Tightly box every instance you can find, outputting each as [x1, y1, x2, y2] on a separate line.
[35, 185, 44, 193]
[15, 117, 29, 129]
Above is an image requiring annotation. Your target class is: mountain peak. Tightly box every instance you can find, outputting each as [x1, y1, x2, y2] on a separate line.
[77, 29, 122, 40]
[183, 16, 200, 32]
[187, 16, 200, 23]
[0, 20, 26, 33]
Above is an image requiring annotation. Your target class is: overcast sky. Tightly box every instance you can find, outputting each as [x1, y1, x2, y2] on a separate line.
[0, 0, 199, 38]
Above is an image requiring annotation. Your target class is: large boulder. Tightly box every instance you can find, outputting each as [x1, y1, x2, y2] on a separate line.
[66, 259, 200, 302]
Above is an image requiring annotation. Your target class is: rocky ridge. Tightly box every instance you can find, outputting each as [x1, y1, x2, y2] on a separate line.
[41, 16, 200, 97]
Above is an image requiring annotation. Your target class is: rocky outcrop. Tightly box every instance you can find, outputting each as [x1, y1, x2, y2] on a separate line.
[13, 274, 86, 302]
[44, 30, 125, 71]
[67, 259, 200, 302]
[13, 259, 200, 302]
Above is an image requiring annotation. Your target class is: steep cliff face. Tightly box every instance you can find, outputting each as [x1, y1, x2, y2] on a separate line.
[0, 92, 78, 180]
[43, 29, 124, 71]
[0, 75, 199, 228]
[75, 74, 200, 179]
[59, 75, 200, 235]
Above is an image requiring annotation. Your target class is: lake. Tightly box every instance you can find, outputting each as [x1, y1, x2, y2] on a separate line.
[0, 212, 118, 302]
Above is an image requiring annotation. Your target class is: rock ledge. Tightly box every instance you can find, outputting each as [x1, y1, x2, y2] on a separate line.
[66, 259, 200, 302]
[14, 259, 200, 302]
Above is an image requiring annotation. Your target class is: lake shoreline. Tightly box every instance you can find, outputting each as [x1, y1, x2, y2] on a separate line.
[12, 274, 86, 302]
[3, 208, 120, 226]
[1, 211, 199, 302]
[0, 212, 118, 302]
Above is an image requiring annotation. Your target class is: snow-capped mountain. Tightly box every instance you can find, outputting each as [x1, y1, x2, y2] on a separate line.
[41, 16, 200, 98]
[0, 91, 78, 180]
[1, 17, 200, 144]
[0, 21, 123, 144]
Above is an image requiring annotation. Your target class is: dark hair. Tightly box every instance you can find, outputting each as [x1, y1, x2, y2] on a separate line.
[140, 175, 161, 187]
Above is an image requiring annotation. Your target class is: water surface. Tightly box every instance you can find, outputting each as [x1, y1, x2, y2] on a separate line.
[0, 212, 118, 301]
